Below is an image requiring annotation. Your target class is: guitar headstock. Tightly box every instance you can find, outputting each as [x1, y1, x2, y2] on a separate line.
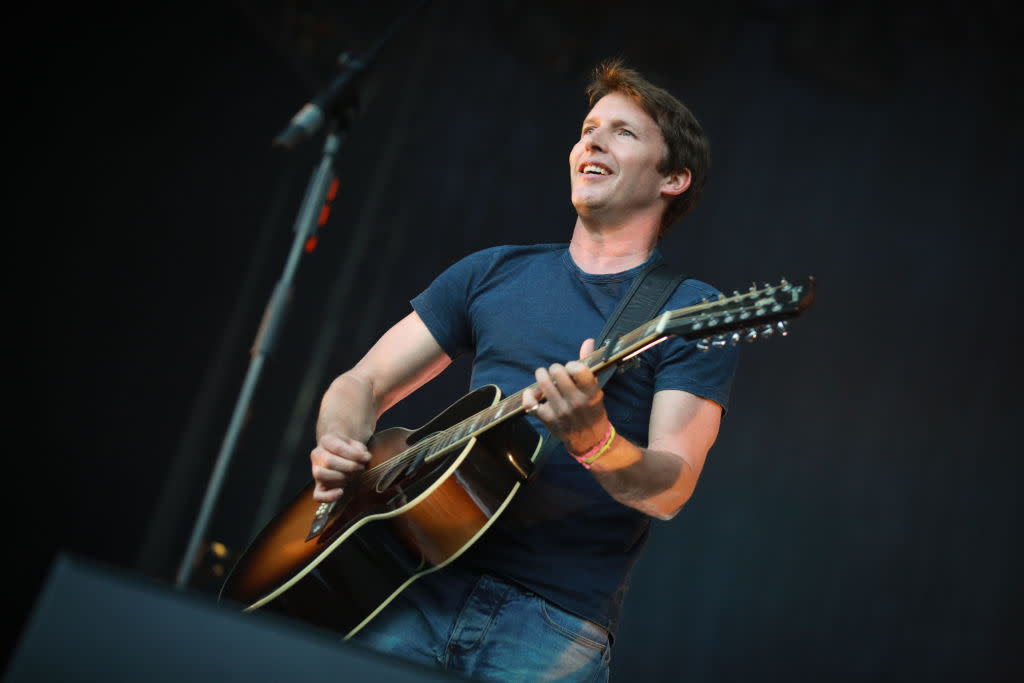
[665, 277, 815, 349]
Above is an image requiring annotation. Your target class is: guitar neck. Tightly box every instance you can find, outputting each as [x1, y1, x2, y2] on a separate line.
[420, 324, 672, 460]
[420, 277, 815, 461]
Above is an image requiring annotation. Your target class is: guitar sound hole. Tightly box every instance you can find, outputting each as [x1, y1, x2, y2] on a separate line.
[375, 445, 446, 495]
[376, 459, 408, 493]
[404, 448, 428, 477]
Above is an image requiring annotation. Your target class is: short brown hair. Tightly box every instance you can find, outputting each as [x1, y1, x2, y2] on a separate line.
[586, 59, 710, 235]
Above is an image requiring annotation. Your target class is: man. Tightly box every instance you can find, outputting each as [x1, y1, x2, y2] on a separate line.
[310, 59, 737, 680]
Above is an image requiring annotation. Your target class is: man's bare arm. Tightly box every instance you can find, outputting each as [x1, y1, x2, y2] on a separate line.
[587, 389, 721, 519]
[311, 312, 451, 502]
[523, 338, 723, 519]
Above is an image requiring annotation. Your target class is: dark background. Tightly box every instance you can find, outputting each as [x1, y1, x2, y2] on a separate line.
[7, 0, 1021, 680]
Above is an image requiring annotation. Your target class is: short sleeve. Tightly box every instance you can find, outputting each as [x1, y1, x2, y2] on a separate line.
[410, 249, 495, 359]
[649, 279, 740, 412]
[652, 336, 738, 411]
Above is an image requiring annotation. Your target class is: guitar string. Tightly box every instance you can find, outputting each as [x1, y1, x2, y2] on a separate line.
[358, 386, 534, 486]
[350, 284, 786, 489]
[355, 314, 703, 487]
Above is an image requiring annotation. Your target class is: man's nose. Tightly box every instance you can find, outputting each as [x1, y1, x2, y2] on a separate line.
[585, 129, 608, 152]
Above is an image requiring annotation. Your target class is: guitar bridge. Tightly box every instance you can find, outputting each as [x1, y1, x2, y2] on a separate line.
[306, 502, 335, 541]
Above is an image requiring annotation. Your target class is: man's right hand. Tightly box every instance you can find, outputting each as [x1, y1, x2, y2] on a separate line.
[310, 432, 373, 502]
[309, 312, 452, 504]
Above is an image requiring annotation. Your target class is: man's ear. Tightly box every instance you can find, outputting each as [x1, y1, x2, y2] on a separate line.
[661, 168, 692, 197]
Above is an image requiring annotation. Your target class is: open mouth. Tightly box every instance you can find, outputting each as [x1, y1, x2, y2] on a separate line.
[578, 161, 612, 176]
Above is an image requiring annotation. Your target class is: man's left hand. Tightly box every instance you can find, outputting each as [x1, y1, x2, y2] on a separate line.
[522, 338, 611, 456]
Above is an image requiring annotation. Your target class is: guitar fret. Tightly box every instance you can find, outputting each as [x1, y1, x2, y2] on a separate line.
[428, 433, 450, 453]
[429, 282, 816, 455]
[610, 328, 659, 362]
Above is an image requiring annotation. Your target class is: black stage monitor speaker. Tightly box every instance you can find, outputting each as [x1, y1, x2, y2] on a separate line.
[4, 552, 461, 682]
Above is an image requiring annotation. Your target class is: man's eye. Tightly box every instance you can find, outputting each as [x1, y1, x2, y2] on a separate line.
[620, 129, 634, 137]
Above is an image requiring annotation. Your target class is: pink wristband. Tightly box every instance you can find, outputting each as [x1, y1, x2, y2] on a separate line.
[571, 423, 616, 469]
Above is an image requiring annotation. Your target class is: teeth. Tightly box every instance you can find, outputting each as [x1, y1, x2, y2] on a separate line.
[582, 164, 610, 175]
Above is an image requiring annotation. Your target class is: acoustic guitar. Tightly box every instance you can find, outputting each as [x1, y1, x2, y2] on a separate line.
[219, 277, 815, 637]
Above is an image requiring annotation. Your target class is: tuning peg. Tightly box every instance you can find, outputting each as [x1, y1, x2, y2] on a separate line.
[759, 324, 774, 338]
[697, 338, 711, 351]
[728, 331, 742, 346]
[776, 321, 790, 336]
[712, 335, 728, 348]
[744, 329, 758, 343]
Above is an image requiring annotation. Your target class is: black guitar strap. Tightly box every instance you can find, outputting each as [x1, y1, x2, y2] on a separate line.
[530, 260, 685, 473]
[592, 260, 685, 380]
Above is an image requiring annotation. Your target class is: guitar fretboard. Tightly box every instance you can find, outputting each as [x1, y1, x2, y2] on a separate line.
[418, 323, 672, 464]
[406, 279, 813, 466]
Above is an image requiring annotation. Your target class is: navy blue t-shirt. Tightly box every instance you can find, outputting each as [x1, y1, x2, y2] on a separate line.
[410, 243, 738, 634]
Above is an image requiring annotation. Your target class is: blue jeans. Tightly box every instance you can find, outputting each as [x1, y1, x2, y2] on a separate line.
[351, 565, 612, 681]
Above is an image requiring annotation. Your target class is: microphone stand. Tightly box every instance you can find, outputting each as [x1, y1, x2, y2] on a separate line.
[175, 0, 430, 590]
[174, 117, 347, 591]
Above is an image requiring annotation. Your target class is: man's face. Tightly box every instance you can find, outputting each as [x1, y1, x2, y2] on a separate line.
[569, 92, 669, 224]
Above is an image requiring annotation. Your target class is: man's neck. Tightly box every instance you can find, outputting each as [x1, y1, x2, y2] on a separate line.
[568, 216, 659, 275]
